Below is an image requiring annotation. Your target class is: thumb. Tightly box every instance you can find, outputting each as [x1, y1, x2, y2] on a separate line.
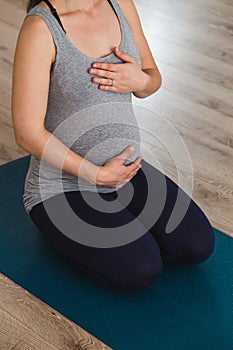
[113, 46, 135, 63]
[116, 146, 135, 163]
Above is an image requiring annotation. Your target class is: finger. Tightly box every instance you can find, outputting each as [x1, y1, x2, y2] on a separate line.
[89, 68, 114, 78]
[92, 77, 113, 86]
[100, 181, 123, 188]
[113, 46, 136, 63]
[116, 146, 135, 163]
[126, 162, 141, 173]
[117, 170, 137, 187]
[134, 156, 143, 166]
[91, 62, 117, 72]
[98, 84, 119, 92]
[115, 180, 129, 188]
[115, 183, 123, 188]
[127, 168, 139, 179]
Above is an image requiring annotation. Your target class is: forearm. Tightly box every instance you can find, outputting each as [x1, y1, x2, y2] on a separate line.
[133, 68, 162, 99]
[16, 128, 99, 184]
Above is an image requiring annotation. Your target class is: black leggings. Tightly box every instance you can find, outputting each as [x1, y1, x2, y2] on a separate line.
[29, 158, 215, 293]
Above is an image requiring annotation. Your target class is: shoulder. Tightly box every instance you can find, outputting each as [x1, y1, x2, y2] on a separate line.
[117, 0, 141, 29]
[117, 0, 137, 12]
[22, 9, 51, 37]
[16, 10, 55, 62]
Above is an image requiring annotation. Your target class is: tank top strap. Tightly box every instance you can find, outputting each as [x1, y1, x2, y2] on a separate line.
[108, 0, 133, 38]
[24, 5, 64, 47]
[25, 1, 130, 47]
[42, 0, 66, 33]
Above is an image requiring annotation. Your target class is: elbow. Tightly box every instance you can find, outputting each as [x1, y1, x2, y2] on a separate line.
[12, 123, 28, 149]
[15, 133, 38, 153]
[15, 136, 30, 152]
[15, 128, 47, 155]
[150, 70, 162, 96]
[133, 70, 163, 99]
[158, 71, 162, 89]
[14, 131, 24, 147]
[15, 126, 45, 147]
[154, 70, 162, 93]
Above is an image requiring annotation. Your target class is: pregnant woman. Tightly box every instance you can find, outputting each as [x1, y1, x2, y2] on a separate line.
[12, 0, 215, 293]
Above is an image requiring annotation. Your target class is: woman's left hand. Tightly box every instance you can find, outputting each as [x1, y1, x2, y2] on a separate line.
[88, 46, 149, 93]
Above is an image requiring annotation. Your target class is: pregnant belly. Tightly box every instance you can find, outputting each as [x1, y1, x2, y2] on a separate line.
[71, 122, 141, 166]
[53, 102, 142, 166]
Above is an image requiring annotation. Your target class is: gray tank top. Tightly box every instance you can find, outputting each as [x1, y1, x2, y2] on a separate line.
[22, 0, 142, 215]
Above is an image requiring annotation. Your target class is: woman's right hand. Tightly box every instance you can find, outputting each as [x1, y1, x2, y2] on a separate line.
[95, 146, 142, 188]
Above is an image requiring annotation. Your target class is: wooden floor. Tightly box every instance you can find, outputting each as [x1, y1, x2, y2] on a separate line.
[0, 0, 232, 348]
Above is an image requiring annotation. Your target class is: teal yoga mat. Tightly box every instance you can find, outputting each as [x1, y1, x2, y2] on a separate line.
[0, 156, 233, 350]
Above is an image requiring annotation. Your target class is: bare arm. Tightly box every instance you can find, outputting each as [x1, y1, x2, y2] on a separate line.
[12, 15, 99, 184]
[118, 0, 162, 98]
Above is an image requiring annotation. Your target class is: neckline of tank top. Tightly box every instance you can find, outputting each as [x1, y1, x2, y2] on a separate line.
[34, 1, 126, 61]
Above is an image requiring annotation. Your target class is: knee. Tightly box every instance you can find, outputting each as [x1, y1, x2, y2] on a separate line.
[188, 204, 215, 264]
[165, 199, 216, 265]
[168, 225, 215, 265]
[115, 259, 163, 293]
[189, 226, 215, 264]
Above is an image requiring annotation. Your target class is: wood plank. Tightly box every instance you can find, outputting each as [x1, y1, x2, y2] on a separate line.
[138, 0, 233, 28]
[174, 0, 233, 15]
[134, 0, 233, 65]
[147, 36, 233, 91]
[0, 273, 112, 350]
[159, 62, 233, 118]
[0, 0, 25, 29]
